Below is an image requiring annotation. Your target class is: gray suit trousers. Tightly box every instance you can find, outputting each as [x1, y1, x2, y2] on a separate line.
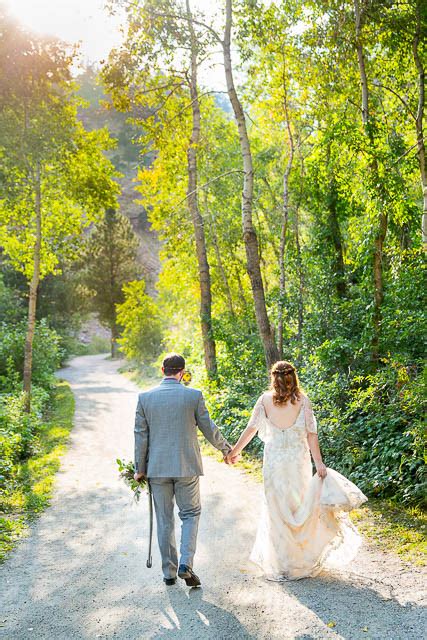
[150, 476, 201, 579]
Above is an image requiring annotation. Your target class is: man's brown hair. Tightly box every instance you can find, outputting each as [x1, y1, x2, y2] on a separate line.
[163, 353, 185, 376]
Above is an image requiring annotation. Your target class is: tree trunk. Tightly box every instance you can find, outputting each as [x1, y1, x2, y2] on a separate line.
[233, 261, 248, 310]
[260, 177, 282, 261]
[223, 0, 279, 368]
[324, 141, 346, 297]
[186, 0, 217, 378]
[23, 161, 42, 412]
[354, 0, 388, 361]
[111, 322, 119, 358]
[327, 184, 347, 298]
[107, 212, 118, 359]
[278, 60, 294, 358]
[294, 203, 304, 343]
[413, 1, 427, 247]
[292, 152, 306, 345]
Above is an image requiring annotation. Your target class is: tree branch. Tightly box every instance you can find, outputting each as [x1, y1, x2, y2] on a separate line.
[373, 80, 416, 120]
[169, 169, 243, 214]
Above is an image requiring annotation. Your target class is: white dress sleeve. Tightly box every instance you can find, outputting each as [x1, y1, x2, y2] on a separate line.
[303, 395, 318, 434]
[247, 394, 265, 431]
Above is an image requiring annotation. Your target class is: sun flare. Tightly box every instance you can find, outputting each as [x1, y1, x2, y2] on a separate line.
[5, 0, 124, 64]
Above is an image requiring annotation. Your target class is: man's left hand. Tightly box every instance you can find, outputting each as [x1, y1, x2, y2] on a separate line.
[224, 451, 240, 465]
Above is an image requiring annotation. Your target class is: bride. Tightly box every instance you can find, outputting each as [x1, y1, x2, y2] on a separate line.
[228, 360, 367, 581]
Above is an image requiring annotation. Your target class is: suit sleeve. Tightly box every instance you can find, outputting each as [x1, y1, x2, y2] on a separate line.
[195, 392, 232, 456]
[134, 395, 149, 474]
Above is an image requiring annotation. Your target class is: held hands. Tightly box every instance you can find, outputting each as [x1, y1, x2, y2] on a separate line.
[316, 463, 327, 479]
[224, 448, 241, 465]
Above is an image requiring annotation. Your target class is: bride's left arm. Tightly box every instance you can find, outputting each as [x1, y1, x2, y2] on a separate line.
[304, 395, 327, 478]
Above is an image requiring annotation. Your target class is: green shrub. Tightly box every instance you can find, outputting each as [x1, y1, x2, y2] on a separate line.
[205, 316, 268, 456]
[0, 319, 63, 389]
[0, 385, 50, 488]
[207, 378, 265, 456]
[302, 356, 426, 505]
[116, 280, 163, 363]
[0, 318, 60, 492]
[0, 275, 25, 323]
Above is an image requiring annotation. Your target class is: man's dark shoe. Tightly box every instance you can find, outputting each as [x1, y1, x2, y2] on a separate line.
[163, 577, 177, 586]
[178, 564, 201, 587]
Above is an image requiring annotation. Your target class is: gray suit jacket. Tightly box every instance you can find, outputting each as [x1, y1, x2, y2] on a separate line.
[134, 378, 232, 477]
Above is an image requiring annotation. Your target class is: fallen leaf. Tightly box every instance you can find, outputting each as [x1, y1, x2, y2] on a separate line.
[327, 621, 336, 628]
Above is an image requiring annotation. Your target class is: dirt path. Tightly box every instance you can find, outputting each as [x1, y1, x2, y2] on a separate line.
[0, 354, 425, 639]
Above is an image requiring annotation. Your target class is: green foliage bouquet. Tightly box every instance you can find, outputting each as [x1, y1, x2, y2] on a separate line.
[116, 458, 146, 503]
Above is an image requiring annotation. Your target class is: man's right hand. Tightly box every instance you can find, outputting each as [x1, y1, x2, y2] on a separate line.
[134, 471, 145, 482]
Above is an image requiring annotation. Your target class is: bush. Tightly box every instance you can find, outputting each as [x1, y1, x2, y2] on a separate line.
[0, 385, 50, 488]
[116, 280, 163, 363]
[0, 319, 63, 389]
[207, 377, 266, 456]
[205, 316, 268, 456]
[302, 356, 426, 506]
[0, 275, 25, 323]
[0, 318, 62, 492]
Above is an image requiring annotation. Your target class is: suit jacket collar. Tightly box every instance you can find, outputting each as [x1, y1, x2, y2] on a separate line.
[161, 377, 181, 384]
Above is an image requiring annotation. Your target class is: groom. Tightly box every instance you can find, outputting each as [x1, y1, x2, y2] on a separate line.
[133, 353, 233, 587]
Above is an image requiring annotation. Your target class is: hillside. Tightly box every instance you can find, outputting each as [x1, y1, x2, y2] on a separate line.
[77, 67, 160, 293]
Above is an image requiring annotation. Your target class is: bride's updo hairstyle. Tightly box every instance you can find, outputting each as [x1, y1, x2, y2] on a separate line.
[270, 360, 301, 406]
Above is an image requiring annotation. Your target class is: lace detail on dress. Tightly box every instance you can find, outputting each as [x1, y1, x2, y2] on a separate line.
[303, 395, 317, 434]
[247, 394, 265, 431]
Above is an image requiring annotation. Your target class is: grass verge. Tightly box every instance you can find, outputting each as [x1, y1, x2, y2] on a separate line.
[119, 363, 159, 390]
[350, 499, 426, 566]
[200, 441, 426, 566]
[0, 380, 75, 563]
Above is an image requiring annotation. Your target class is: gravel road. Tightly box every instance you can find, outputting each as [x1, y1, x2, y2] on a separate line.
[0, 354, 425, 640]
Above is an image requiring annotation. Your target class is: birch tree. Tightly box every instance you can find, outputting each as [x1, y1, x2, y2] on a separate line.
[103, 0, 218, 377]
[0, 17, 118, 409]
[223, 0, 280, 368]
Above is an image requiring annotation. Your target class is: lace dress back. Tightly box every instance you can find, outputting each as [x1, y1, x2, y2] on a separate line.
[248, 393, 367, 580]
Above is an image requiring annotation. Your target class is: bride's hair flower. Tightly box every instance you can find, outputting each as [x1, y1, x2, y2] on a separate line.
[273, 366, 293, 375]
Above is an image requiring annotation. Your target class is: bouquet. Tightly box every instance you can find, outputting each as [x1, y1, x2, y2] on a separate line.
[117, 458, 147, 503]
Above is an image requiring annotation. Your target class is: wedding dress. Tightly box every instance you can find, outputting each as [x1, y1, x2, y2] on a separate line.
[248, 394, 368, 581]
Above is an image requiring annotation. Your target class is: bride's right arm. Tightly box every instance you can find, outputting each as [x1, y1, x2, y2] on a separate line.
[229, 395, 263, 459]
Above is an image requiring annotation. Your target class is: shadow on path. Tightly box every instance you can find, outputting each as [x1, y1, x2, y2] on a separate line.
[157, 587, 255, 638]
[284, 572, 422, 639]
